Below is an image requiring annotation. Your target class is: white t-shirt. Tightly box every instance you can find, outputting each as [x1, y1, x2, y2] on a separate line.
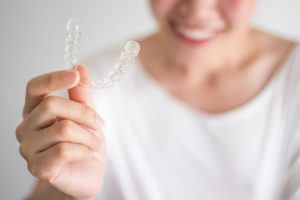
[84, 43, 300, 200]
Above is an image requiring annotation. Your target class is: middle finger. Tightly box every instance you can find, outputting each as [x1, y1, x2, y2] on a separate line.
[24, 96, 103, 132]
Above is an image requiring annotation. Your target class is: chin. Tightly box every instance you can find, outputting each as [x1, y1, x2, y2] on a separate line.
[159, 24, 223, 58]
[161, 35, 220, 66]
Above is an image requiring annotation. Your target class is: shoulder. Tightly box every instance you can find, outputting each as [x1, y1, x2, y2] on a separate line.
[282, 43, 300, 96]
[282, 44, 300, 133]
[259, 30, 300, 98]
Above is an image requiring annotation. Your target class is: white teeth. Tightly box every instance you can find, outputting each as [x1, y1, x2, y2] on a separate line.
[175, 26, 214, 41]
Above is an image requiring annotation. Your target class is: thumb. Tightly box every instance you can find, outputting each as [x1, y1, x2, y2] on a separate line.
[68, 64, 94, 108]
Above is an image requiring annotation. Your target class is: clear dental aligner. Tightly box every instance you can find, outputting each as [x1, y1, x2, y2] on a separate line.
[65, 19, 82, 69]
[64, 19, 140, 89]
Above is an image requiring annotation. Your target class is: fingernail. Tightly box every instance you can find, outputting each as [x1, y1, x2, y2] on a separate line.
[64, 71, 76, 84]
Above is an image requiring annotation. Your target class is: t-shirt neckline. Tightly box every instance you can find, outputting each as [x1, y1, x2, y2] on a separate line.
[133, 44, 299, 124]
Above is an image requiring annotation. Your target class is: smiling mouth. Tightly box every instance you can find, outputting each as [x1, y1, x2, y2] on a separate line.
[170, 21, 218, 45]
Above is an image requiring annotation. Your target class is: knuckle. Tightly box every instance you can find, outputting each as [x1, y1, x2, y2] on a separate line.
[26, 78, 35, 97]
[90, 135, 98, 147]
[93, 137, 104, 151]
[58, 120, 73, 139]
[80, 105, 95, 122]
[27, 161, 37, 176]
[39, 168, 55, 181]
[19, 143, 30, 160]
[42, 96, 57, 113]
[28, 162, 54, 180]
[55, 143, 70, 159]
[15, 122, 24, 143]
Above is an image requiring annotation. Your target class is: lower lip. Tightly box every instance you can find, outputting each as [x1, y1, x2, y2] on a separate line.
[171, 25, 215, 46]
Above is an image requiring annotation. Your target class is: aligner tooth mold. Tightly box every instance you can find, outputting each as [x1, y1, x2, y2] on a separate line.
[64, 19, 140, 89]
[65, 19, 82, 69]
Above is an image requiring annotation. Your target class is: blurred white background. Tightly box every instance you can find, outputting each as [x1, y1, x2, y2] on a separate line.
[0, 0, 299, 199]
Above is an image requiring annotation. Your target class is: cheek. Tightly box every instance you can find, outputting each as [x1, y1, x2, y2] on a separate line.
[220, 0, 256, 28]
[150, 0, 178, 21]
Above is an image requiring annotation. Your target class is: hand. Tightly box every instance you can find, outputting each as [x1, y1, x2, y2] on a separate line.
[16, 65, 107, 199]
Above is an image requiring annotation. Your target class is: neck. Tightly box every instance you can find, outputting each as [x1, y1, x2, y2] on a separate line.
[139, 29, 255, 84]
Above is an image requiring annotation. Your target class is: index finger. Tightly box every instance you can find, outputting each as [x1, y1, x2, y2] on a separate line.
[23, 69, 79, 117]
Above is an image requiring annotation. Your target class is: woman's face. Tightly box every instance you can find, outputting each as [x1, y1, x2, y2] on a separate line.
[149, 0, 256, 65]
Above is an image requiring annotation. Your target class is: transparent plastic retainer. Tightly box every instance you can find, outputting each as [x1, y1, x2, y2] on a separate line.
[64, 19, 140, 89]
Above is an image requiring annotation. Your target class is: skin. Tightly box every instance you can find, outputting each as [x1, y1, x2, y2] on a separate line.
[17, 66, 107, 200]
[17, 0, 295, 199]
[139, 0, 295, 113]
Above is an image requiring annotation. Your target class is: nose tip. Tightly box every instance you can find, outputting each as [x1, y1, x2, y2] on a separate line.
[178, 0, 216, 20]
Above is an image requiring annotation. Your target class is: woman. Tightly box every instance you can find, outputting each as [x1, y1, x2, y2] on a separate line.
[16, 0, 300, 199]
